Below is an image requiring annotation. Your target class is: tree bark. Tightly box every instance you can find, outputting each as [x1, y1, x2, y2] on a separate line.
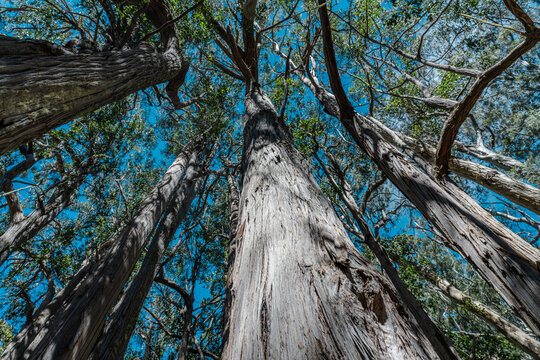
[312, 3, 540, 335]
[88, 153, 202, 360]
[0, 36, 188, 155]
[364, 116, 540, 215]
[0, 168, 89, 266]
[221, 87, 445, 359]
[1, 149, 198, 360]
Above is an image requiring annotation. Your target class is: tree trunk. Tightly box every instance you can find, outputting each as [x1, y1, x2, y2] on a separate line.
[294, 64, 540, 336]
[0, 168, 89, 266]
[88, 153, 202, 360]
[0, 36, 187, 154]
[1, 149, 199, 360]
[400, 259, 540, 358]
[221, 87, 444, 359]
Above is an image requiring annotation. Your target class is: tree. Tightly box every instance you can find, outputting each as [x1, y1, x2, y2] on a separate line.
[0, 0, 538, 359]
[0, 0, 192, 155]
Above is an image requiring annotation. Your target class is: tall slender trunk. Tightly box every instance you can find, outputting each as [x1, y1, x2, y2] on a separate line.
[1, 149, 198, 360]
[88, 153, 202, 360]
[221, 87, 444, 359]
[0, 37, 187, 154]
[396, 258, 540, 358]
[0, 167, 89, 266]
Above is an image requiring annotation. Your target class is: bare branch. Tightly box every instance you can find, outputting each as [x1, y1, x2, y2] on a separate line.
[435, 31, 540, 174]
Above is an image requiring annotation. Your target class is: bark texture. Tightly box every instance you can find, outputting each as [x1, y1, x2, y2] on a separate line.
[221, 87, 444, 359]
[1, 151, 196, 360]
[89, 152, 202, 360]
[0, 167, 88, 266]
[0, 37, 187, 154]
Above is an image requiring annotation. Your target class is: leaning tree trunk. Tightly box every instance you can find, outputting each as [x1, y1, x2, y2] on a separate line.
[293, 58, 540, 336]
[0, 35, 187, 155]
[88, 153, 202, 360]
[1, 149, 201, 360]
[314, 3, 540, 335]
[221, 87, 447, 359]
[0, 165, 89, 266]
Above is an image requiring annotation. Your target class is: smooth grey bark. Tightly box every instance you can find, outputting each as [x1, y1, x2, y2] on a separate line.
[88, 153, 202, 360]
[221, 87, 444, 359]
[1, 150, 197, 360]
[0, 36, 187, 155]
[296, 68, 540, 336]
[0, 166, 89, 266]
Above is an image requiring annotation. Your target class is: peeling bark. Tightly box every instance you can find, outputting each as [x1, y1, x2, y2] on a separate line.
[0, 38, 188, 154]
[88, 153, 202, 360]
[221, 87, 444, 359]
[317, 158, 459, 360]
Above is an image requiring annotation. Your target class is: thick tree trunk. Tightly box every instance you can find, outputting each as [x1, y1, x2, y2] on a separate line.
[221, 87, 444, 359]
[88, 153, 201, 360]
[0, 36, 187, 154]
[298, 72, 540, 336]
[1, 149, 198, 360]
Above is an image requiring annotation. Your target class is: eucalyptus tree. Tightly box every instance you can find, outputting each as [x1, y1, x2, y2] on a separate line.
[200, 1, 463, 358]
[0, 0, 539, 359]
